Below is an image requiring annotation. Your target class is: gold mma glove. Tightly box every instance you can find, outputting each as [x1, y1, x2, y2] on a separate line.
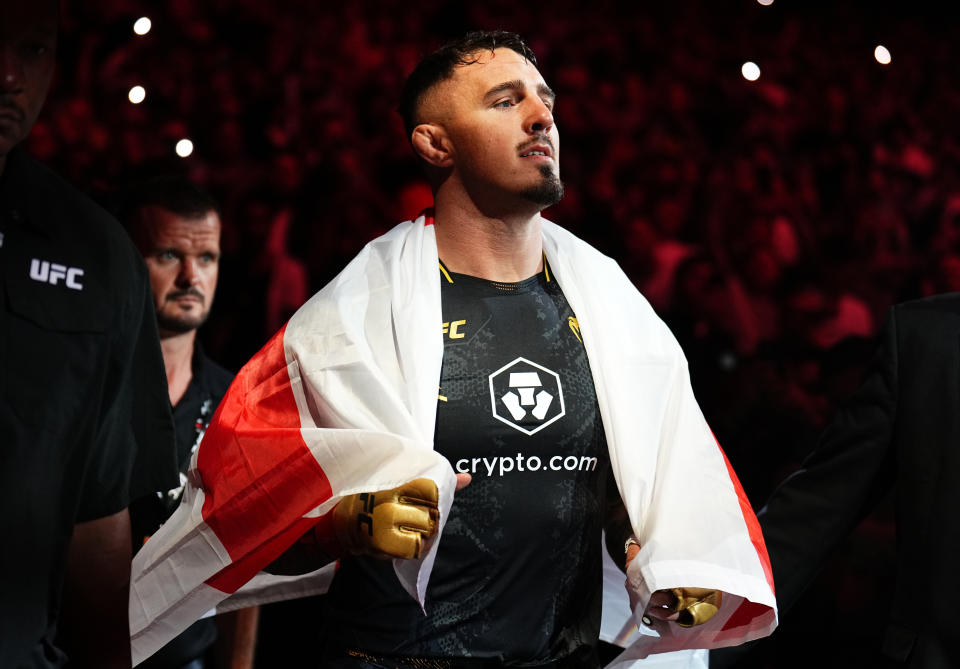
[313, 478, 439, 560]
[670, 587, 722, 627]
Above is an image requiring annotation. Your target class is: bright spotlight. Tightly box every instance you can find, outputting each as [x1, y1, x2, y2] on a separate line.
[741, 61, 761, 81]
[757, 0, 774, 5]
[128, 85, 146, 104]
[175, 139, 194, 158]
[133, 17, 152, 36]
[874, 45, 892, 65]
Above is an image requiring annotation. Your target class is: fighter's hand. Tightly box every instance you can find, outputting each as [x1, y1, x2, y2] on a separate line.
[626, 539, 722, 627]
[321, 478, 440, 560]
[625, 541, 640, 569]
[671, 587, 722, 627]
[645, 588, 722, 627]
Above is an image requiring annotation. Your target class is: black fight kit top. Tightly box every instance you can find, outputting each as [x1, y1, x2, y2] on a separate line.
[324, 260, 610, 666]
[130, 344, 234, 669]
[0, 148, 178, 668]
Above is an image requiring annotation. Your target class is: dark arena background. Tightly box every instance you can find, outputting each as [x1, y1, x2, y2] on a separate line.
[41, 1, 957, 667]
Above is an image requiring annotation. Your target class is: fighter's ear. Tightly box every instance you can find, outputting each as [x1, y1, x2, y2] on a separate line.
[411, 123, 453, 169]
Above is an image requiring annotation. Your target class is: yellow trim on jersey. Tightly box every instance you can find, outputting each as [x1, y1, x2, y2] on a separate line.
[438, 262, 454, 284]
[440, 256, 551, 283]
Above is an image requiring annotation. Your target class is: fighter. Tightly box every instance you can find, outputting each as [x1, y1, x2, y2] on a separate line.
[130, 31, 777, 668]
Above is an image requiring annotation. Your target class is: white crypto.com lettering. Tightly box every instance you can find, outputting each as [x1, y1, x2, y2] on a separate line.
[455, 453, 598, 477]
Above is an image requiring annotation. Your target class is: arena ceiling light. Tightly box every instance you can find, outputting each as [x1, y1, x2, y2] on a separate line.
[128, 85, 146, 104]
[133, 17, 152, 36]
[175, 139, 194, 158]
[741, 62, 761, 81]
[874, 45, 892, 65]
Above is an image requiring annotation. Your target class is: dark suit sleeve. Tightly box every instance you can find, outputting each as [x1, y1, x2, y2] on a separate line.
[712, 311, 899, 667]
[759, 310, 898, 614]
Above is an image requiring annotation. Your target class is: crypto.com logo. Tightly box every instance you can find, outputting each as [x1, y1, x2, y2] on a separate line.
[488, 357, 565, 435]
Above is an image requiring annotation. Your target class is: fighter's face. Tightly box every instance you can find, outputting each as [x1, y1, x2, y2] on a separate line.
[0, 2, 57, 168]
[139, 206, 221, 336]
[428, 48, 563, 212]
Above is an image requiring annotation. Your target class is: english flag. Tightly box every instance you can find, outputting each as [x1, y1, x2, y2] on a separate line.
[130, 215, 777, 666]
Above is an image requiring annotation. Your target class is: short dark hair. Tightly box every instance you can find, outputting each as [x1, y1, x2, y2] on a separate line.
[121, 174, 220, 220]
[397, 30, 537, 140]
[119, 175, 220, 247]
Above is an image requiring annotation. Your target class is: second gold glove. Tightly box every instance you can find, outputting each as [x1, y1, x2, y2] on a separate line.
[670, 587, 722, 627]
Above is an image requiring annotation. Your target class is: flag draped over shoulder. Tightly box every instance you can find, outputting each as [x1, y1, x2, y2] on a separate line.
[130, 214, 776, 666]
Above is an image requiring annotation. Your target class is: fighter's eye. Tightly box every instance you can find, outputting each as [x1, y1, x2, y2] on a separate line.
[493, 99, 514, 109]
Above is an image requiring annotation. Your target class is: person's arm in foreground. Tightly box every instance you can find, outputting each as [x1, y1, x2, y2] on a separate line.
[60, 509, 133, 669]
[711, 311, 899, 667]
[214, 606, 260, 669]
[755, 313, 897, 614]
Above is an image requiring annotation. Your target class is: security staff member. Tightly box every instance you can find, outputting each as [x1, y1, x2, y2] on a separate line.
[0, 3, 177, 667]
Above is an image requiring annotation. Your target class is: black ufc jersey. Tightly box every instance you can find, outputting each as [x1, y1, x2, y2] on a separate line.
[323, 261, 609, 665]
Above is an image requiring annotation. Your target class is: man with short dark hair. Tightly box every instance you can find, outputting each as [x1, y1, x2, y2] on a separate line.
[123, 176, 259, 669]
[1, 4, 177, 667]
[131, 31, 776, 669]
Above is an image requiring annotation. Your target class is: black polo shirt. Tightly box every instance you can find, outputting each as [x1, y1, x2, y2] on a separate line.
[131, 344, 233, 669]
[0, 148, 178, 668]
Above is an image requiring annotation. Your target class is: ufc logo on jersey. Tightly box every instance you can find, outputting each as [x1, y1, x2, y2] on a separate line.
[29, 258, 85, 290]
[442, 319, 466, 339]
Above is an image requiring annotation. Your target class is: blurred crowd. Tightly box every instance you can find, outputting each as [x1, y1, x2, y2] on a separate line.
[37, 1, 959, 666]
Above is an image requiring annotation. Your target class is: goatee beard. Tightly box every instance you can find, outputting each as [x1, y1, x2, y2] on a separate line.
[521, 165, 564, 207]
[157, 312, 206, 334]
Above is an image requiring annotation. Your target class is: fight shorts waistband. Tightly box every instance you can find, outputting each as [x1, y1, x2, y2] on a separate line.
[326, 646, 599, 669]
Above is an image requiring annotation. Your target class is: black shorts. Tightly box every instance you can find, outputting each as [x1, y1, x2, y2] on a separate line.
[319, 646, 600, 669]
